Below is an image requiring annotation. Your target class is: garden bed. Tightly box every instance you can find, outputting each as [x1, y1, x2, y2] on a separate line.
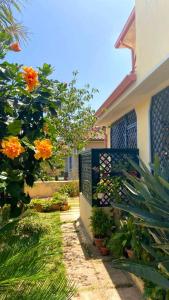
[31, 197, 70, 212]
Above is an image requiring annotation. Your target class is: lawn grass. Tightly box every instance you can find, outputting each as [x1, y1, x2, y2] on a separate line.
[0, 210, 75, 300]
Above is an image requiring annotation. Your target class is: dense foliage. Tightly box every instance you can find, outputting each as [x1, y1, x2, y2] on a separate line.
[111, 158, 169, 297]
[47, 70, 96, 153]
[0, 58, 60, 211]
[0, 41, 95, 213]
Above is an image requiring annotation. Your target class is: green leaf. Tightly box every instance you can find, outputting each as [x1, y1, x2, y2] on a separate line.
[39, 63, 54, 76]
[153, 244, 169, 250]
[112, 203, 169, 230]
[7, 182, 22, 199]
[112, 260, 169, 289]
[7, 120, 21, 135]
[22, 137, 34, 150]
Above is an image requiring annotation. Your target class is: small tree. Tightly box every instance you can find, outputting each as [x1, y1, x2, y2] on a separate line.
[0, 48, 96, 214]
[46, 71, 97, 161]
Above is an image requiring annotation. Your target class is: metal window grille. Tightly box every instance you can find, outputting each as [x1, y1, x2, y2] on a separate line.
[111, 110, 137, 149]
[151, 87, 169, 165]
[79, 148, 139, 207]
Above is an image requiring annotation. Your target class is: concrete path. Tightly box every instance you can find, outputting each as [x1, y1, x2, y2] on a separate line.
[61, 198, 143, 300]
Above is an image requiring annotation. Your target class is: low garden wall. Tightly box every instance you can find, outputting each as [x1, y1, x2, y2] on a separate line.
[25, 180, 79, 198]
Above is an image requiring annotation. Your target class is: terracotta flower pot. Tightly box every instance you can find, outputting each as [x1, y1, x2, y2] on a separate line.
[34, 204, 43, 212]
[126, 248, 134, 259]
[99, 246, 110, 256]
[129, 170, 138, 177]
[60, 203, 69, 211]
[51, 204, 60, 211]
[94, 237, 105, 248]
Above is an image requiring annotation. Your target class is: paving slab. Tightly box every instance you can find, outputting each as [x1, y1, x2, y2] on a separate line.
[61, 198, 143, 300]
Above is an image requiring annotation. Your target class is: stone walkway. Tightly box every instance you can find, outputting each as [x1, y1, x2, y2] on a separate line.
[61, 198, 143, 300]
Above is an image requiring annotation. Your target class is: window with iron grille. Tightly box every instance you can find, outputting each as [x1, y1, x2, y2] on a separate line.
[111, 110, 137, 149]
[151, 87, 169, 164]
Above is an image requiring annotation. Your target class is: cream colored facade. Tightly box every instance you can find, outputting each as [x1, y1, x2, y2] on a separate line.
[136, 0, 169, 81]
[96, 1, 169, 166]
[80, 1, 169, 238]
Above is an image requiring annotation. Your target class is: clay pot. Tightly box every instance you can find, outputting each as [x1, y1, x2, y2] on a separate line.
[129, 170, 138, 178]
[94, 237, 105, 248]
[126, 248, 134, 259]
[51, 204, 60, 211]
[99, 246, 110, 256]
[34, 204, 43, 212]
[60, 203, 69, 211]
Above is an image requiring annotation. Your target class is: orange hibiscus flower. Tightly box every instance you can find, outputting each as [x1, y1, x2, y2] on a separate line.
[1, 137, 25, 159]
[34, 139, 52, 160]
[22, 66, 39, 92]
[9, 42, 21, 52]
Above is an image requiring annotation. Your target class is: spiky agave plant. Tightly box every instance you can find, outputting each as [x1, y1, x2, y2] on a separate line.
[111, 157, 169, 291]
[0, 0, 27, 41]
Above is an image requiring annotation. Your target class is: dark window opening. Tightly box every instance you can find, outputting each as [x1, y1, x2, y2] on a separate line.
[151, 87, 169, 166]
[111, 110, 137, 149]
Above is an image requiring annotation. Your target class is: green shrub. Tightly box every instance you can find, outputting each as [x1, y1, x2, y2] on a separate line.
[59, 181, 79, 197]
[52, 192, 68, 204]
[31, 193, 68, 212]
[90, 208, 112, 238]
[107, 217, 144, 258]
[16, 213, 49, 237]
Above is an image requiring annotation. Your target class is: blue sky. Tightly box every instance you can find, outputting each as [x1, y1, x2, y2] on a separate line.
[7, 0, 135, 110]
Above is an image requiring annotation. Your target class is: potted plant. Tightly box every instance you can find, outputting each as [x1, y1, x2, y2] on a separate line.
[31, 192, 69, 212]
[52, 192, 69, 211]
[107, 217, 142, 259]
[94, 179, 108, 200]
[125, 247, 135, 259]
[99, 239, 110, 256]
[90, 208, 111, 248]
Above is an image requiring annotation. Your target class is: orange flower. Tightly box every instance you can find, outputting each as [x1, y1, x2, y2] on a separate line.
[22, 66, 39, 92]
[9, 42, 21, 52]
[34, 139, 52, 160]
[1, 137, 25, 159]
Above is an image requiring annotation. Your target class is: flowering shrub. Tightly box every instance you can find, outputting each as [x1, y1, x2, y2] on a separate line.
[0, 51, 61, 213]
[0, 31, 96, 214]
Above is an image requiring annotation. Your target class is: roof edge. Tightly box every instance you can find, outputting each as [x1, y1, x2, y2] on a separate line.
[115, 7, 135, 49]
[95, 72, 137, 118]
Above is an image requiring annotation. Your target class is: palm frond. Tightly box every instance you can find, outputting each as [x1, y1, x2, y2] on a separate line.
[0, 0, 27, 41]
[0, 212, 76, 299]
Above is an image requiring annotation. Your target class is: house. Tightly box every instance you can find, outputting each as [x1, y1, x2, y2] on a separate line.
[79, 1, 169, 238]
[65, 127, 105, 180]
[95, 2, 169, 167]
